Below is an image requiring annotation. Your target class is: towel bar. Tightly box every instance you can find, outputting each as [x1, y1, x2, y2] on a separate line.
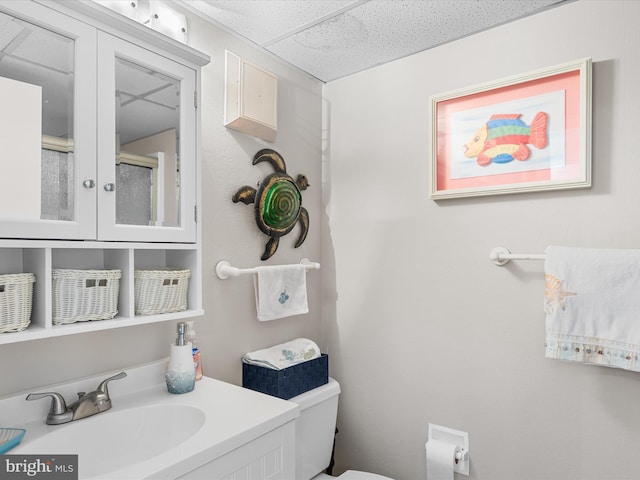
[216, 258, 320, 279]
[490, 246, 546, 266]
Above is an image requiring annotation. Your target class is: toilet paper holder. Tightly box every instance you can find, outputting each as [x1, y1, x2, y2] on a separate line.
[454, 447, 469, 464]
[428, 423, 470, 476]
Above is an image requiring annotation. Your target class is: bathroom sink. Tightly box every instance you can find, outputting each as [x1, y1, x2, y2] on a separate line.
[16, 404, 205, 478]
[2, 362, 299, 479]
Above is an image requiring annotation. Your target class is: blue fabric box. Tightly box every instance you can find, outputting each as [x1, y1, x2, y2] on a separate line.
[242, 353, 328, 400]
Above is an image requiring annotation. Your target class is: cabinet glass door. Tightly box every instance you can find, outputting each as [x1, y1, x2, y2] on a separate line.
[97, 33, 196, 243]
[0, 2, 96, 239]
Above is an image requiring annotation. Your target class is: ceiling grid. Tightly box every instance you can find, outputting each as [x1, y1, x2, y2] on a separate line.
[178, 0, 568, 82]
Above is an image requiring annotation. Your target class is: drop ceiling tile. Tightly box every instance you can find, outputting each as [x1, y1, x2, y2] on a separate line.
[0, 12, 24, 51]
[181, 0, 567, 82]
[266, 0, 564, 81]
[183, 0, 362, 45]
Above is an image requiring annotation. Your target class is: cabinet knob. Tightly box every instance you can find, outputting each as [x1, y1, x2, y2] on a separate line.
[82, 179, 95, 189]
[104, 182, 116, 192]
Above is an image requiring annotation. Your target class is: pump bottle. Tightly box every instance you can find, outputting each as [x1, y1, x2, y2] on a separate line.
[166, 322, 196, 394]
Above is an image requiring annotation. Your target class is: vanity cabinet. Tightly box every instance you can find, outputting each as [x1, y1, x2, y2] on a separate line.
[178, 422, 295, 480]
[0, 1, 209, 344]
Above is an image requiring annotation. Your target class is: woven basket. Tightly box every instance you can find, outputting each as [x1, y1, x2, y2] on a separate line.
[134, 268, 190, 315]
[52, 269, 121, 324]
[0, 273, 35, 333]
[243, 354, 329, 400]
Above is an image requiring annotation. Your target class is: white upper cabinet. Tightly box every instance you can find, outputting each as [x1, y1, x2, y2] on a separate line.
[96, 32, 197, 242]
[0, 1, 209, 345]
[0, 1, 204, 243]
[0, 1, 97, 240]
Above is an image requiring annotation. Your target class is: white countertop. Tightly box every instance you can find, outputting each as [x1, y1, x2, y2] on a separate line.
[1, 361, 299, 479]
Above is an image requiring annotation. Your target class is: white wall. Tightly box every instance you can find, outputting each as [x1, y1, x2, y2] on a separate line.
[0, 7, 323, 398]
[187, 11, 324, 385]
[5, 1, 640, 479]
[322, 1, 640, 479]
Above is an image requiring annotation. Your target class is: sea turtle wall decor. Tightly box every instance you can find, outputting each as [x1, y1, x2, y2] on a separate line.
[232, 149, 310, 261]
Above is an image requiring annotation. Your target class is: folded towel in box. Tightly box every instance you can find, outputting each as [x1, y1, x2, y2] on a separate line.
[242, 338, 321, 370]
[254, 264, 309, 321]
[544, 246, 640, 372]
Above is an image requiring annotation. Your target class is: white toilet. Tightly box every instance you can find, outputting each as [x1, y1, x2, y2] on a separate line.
[289, 377, 394, 480]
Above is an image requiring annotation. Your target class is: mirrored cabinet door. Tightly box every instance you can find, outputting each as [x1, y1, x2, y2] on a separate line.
[96, 32, 197, 243]
[0, 2, 97, 239]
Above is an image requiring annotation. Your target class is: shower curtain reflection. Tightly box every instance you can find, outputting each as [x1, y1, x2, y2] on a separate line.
[41, 148, 73, 221]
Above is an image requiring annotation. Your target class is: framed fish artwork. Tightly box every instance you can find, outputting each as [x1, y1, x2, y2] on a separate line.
[429, 58, 592, 200]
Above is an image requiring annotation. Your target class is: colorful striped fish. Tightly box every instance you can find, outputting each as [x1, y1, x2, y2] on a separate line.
[464, 112, 548, 166]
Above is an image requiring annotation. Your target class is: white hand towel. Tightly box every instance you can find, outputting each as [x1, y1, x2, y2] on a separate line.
[544, 246, 640, 372]
[254, 264, 309, 321]
[242, 338, 321, 370]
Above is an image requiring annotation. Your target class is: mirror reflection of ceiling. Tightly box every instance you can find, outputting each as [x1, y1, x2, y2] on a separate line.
[176, 0, 569, 82]
[0, 10, 74, 138]
[116, 58, 180, 145]
[0, 8, 179, 145]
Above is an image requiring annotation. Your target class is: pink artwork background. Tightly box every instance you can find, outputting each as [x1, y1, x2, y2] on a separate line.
[435, 70, 582, 192]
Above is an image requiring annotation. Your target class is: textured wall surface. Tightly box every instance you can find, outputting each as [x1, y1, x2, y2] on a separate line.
[0, 7, 323, 398]
[323, 1, 640, 479]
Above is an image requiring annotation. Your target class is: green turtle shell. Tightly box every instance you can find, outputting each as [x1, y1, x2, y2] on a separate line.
[255, 173, 301, 236]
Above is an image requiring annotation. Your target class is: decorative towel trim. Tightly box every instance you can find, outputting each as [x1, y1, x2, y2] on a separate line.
[544, 246, 640, 373]
[545, 333, 640, 372]
[254, 264, 309, 321]
[243, 338, 321, 370]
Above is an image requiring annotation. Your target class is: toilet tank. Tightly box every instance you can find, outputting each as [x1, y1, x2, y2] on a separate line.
[288, 377, 341, 480]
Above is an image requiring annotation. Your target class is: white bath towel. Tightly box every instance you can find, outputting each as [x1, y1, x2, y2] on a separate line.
[242, 338, 321, 370]
[254, 264, 309, 321]
[544, 246, 640, 372]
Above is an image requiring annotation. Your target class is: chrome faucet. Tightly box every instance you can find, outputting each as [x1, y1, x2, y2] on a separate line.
[26, 372, 127, 425]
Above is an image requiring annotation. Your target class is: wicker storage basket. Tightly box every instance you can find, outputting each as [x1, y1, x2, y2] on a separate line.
[52, 269, 121, 324]
[135, 268, 190, 315]
[0, 273, 35, 333]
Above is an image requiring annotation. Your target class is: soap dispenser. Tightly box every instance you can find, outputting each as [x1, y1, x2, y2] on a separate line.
[166, 322, 196, 394]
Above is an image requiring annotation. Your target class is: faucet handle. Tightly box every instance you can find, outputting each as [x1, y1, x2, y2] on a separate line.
[96, 371, 127, 397]
[26, 392, 68, 415]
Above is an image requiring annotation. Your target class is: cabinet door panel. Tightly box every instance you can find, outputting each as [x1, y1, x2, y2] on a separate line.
[0, 1, 97, 239]
[97, 33, 197, 243]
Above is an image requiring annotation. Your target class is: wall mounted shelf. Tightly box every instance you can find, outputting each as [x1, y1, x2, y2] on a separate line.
[0, 1, 209, 345]
[0, 240, 203, 345]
